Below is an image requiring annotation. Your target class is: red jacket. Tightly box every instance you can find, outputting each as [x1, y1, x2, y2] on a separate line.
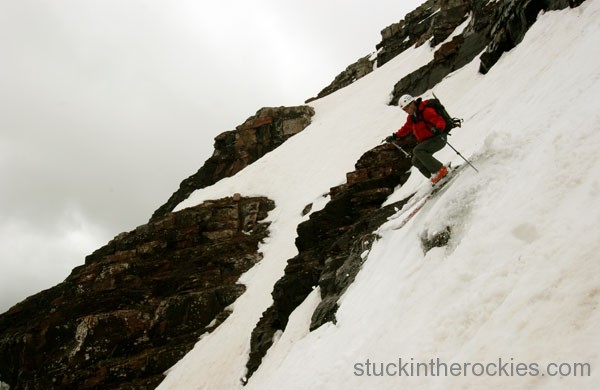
[395, 100, 447, 142]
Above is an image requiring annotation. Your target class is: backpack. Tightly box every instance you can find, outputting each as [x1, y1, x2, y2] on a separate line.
[418, 94, 462, 132]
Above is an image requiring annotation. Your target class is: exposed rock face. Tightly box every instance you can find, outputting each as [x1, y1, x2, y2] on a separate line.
[479, 0, 580, 74]
[150, 106, 314, 222]
[305, 55, 374, 103]
[0, 196, 274, 389]
[387, 0, 489, 103]
[242, 2, 589, 381]
[310, 0, 585, 104]
[376, 0, 441, 67]
[1, 1, 591, 389]
[421, 226, 452, 252]
[386, 0, 585, 102]
[245, 139, 419, 380]
[306, 0, 462, 102]
[305, 0, 470, 101]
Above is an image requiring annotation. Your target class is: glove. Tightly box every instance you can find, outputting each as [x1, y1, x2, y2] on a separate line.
[385, 134, 397, 143]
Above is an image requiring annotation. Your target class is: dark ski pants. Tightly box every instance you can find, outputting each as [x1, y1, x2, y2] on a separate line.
[412, 135, 446, 178]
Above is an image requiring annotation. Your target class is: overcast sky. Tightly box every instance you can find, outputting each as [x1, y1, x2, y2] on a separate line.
[0, 0, 424, 312]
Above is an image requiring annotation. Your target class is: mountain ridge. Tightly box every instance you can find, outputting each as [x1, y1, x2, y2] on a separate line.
[1, 0, 595, 388]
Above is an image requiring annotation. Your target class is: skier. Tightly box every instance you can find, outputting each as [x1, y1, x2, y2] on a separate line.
[386, 94, 449, 183]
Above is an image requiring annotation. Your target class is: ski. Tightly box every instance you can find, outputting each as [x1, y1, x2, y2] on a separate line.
[390, 165, 465, 230]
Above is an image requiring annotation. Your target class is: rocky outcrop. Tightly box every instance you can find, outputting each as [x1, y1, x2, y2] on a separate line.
[479, 0, 582, 74]
[389, 0, 490, 103]
[245, 137, 419, 381]
[306, 55, 374, 103]
[0, 196, 274, 389]
[305, 0, 470, 101]
[389, 0, 585, 102]
[309, 0, 586, 105]
[1, 1, 591, 389]
[376, 0, 441, 67]
[150, 106, 314, 222]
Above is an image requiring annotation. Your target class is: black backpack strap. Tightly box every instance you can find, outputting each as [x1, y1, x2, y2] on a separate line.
[416, 100, 438, 131]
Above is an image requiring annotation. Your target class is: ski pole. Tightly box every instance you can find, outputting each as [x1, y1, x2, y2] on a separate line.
[445, 140, 479, 173]
[390, 141, 411, 158]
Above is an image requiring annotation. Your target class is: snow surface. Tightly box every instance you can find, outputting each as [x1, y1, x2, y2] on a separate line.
[160, 2, 600, 389]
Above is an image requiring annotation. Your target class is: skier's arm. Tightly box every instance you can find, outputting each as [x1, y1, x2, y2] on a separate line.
[395, 119, 413, 138]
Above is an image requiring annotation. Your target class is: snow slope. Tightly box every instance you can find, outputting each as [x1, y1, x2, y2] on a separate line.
[160, 2, 600, 389]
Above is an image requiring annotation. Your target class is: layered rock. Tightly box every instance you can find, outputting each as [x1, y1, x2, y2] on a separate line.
[305, 0, 469, 101]
[389, 0, 585, 102]
[389, 0, 490, 103]
[309, 0, 586, 104]
[376, 0, 441, 67]
[306, 55, 374, 103]
[150, 106, 314, 222]
[245, 137, 419, 380]
[243, 2, 589, 381]
[0, 196, 274, 389]
[479, 0, 583, 74]
[1, 1, 591, 389]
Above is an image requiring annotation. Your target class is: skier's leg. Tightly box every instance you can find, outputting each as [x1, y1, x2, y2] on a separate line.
[413, 136, 446, 175]
[411, 153, 432, 178]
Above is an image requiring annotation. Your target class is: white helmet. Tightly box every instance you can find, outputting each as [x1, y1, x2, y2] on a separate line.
[399, 94, 415, 109]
